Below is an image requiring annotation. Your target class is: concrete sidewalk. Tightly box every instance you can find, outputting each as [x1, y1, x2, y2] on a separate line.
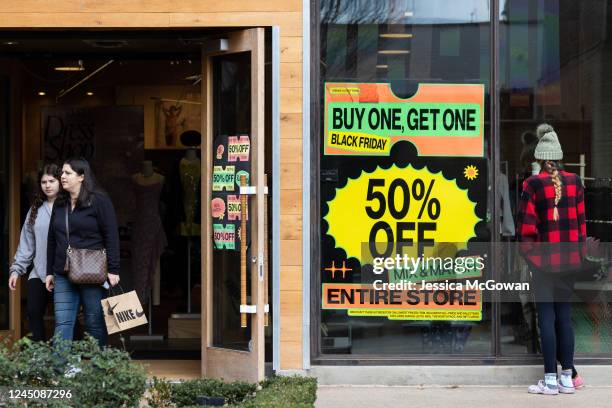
[316, 385, 612, 408]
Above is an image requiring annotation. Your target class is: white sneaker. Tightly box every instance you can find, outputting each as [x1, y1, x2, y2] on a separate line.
[528, 379, 559, 395]
[64, 364, 82, 378]
[558, 380, 576, 394]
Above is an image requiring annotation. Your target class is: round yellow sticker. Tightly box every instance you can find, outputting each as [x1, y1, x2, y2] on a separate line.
[324, 164, 481, 262]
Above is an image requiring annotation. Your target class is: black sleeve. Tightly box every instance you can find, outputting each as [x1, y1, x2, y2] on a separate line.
[47, 205, 57, 276]
[95, 195, 121, 275]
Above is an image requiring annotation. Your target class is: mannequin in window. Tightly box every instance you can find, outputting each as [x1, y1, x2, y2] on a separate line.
[131, 160, 167, 305]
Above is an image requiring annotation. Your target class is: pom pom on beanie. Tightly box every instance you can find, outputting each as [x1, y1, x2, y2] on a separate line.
[536, 123, 554, 139]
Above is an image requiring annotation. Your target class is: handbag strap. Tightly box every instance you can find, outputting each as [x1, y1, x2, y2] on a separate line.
[64, 207, 71, 249]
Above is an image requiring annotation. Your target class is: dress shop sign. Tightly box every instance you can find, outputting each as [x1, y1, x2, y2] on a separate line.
[321, 83, 488, 321]
[42, 107, 96, 161]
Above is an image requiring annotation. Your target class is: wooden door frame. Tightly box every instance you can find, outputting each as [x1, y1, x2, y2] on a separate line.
[0, 60, 22, 343]
[201, 28, 266, 383]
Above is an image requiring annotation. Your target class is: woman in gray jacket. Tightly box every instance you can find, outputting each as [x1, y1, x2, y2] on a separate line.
[8, 163, 61, 341]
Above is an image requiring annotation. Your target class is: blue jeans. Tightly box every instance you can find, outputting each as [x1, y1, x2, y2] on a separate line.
[53, 273, 108, 347]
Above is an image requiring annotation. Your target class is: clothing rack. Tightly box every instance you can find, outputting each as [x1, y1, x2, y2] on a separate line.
[173, 236, 200, 319]
[187, 237, 193, 313]
[583, 177, 612, 225]
[564, 154, 586, 180]
[583, 176, 612, 187]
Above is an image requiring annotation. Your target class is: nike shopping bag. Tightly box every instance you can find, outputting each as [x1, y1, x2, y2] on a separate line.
[101, 290, 147, 334]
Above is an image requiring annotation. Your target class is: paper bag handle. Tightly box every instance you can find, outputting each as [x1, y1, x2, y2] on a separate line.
[108, 283, 125, 296]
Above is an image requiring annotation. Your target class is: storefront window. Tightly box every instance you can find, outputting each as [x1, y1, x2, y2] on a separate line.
[317, 0, 492, 356]
[500, 0, 612, 356]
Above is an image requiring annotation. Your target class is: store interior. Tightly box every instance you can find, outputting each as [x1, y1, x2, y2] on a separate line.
[0, 30, 273, 360]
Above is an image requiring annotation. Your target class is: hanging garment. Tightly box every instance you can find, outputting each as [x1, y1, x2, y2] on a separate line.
[179, 158, 201, 236]
[131, 181, 168, 303]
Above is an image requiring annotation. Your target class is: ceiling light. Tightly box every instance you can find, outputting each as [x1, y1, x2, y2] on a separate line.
[3, 41, 18, 46]
[55, 60, 84, 72]
[378, 50, 410, 55]
[376, 65, 388, 69]
[38, 91, 46, 96]
[380, 33, 413, 39]
[404, 11, 414, 17]
[86, 91, 94, 96]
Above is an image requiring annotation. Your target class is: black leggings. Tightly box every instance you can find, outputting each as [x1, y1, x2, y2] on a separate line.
[557, 322, 578, 378]
[533, 272, 575, 374]
[26, 278, 48, 341]
[536, 301, 574, 373]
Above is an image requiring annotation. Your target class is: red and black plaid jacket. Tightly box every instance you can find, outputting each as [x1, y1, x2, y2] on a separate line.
[517, 170, 586, 273]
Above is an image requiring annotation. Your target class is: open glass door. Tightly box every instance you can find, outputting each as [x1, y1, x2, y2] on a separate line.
[201, 28, 266, 382]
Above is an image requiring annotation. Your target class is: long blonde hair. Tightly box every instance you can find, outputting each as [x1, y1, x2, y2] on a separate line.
[539, 160, 562, 221]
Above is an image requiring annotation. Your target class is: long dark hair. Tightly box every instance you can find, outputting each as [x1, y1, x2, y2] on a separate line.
[59, 158, 107, 208]
[28, 163, 61, 227]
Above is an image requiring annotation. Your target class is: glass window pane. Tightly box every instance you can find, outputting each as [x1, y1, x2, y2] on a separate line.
[500, 0, 612, 356]
[212, 52, 252, 350]
[319, 0, 492, 356]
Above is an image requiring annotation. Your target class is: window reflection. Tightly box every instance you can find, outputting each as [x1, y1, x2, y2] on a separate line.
[500, 0, 612, 355]
[319, 0, 492, 356]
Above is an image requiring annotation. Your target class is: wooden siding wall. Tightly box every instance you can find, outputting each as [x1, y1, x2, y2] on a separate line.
[0, 0, 305, 370]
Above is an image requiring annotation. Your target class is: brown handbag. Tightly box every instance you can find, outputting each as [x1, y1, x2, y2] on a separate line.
[64, 207, 108, 285]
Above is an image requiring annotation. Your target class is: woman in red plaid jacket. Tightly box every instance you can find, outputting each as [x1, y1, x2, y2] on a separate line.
[517, 124, 586, 395]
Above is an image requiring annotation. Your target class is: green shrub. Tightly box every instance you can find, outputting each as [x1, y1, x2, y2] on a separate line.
[146, 377, 174, 408]
[0, 335, 147, 408]
[237, 375, 317, 408]
[170, 378, 256, 406]
[0, 337, 70, 407]
[1, 338, 317, 407]
[68, 337, 147, 408]
[153, 375, 316, 407]
[0, 336, 75, 388]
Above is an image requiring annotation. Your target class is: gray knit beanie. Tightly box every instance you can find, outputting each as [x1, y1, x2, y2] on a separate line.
[534, 128, 563, 161]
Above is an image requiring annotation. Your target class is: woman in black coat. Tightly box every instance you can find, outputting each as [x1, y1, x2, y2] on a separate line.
[46, 158, 120, 347]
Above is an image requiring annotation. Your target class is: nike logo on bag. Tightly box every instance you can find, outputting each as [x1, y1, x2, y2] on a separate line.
[107, 303, 119, 316]
[135, 310, 145, 318]
[115, 309, 143, 323]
